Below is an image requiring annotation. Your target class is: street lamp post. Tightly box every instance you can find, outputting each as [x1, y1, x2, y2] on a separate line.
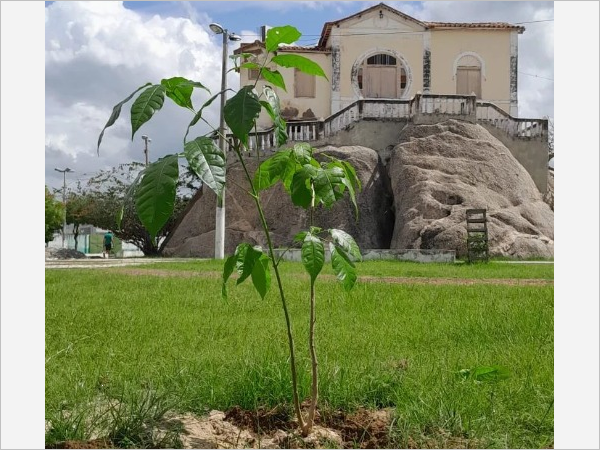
[141, 135, 151, 166]
[209, 23, 241, 259]
[54, 167, 73, 248]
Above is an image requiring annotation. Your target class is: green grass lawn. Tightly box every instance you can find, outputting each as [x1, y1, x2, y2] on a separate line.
[45, 260, 553, 448]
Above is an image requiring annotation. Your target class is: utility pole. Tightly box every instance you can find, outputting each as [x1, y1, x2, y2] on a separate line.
[54, 167, 73, 248]
[209, 22, 241, 259]
[141, 135, 151, 166]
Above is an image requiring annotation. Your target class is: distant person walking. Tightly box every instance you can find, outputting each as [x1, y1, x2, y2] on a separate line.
[103, 231, 113, 259]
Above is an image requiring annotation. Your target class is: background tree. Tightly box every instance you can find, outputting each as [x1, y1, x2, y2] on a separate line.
[45, 186, 63, 244]
[65, 191, 95, 251]
[67, 163, 199, 255]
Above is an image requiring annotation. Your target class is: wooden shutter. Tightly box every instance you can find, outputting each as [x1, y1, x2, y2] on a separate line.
[294, 69, 315, 97]
[456, 67, 481, 98]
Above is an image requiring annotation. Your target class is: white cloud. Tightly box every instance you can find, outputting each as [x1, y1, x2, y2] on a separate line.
[45, 1, 225, 189]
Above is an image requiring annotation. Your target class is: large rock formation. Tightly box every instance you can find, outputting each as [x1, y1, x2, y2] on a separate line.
[162, 146, 393, 257]
[386, 120, 553, 258]
[163, 120, 554, 259]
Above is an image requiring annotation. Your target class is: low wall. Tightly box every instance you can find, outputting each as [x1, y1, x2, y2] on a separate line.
[273, 248, 455, 263]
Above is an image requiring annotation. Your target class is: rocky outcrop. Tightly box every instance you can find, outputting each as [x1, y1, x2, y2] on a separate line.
[164, 120, 553, 260]
[387, 120, 553, 259]
[162, 146, 393, 258]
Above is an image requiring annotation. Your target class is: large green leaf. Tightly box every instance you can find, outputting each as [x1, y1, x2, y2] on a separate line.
[161, 77, 194, 110]
[251, 254, 272, 299]
[116, 169, 145, 229]
[183, 137, 226, 198]
[265, 25, 302, 52]
[302, 233, 324, 283]
[261, 86, 288, 146]
[271, 54, 328, 79]
[329, 242, 357, 292]
[254, 149, 293, 192]
[134, 154, 179, 239]
[290, 166, 316, 209]
[235, 244, 263, 285]
[261, 68, 287, 91]
[130, 84, 166, 139]
[98, 82, 152, 153]
[224, 86, 261, 147]
[292, 143, 312, 165]
[329, 229, 362, 261]
[313, 166, 345, 208]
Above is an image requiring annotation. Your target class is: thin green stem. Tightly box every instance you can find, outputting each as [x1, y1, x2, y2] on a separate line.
[304, 184, 318, 436]
[234, 145, 305, 431]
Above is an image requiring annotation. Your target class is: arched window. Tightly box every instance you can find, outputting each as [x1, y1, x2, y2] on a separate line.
[455, 54, 482, 98]
[357, 52, 407, 99]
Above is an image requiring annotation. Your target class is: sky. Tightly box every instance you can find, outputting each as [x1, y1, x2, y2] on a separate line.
[1, 2, 600, 449]
[43, 0, 555, 191]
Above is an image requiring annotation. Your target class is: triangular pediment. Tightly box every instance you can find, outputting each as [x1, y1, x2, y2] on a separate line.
[319, 3, 426, 47]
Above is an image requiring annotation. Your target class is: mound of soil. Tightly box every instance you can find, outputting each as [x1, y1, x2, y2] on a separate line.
[46, 406, 393, 449]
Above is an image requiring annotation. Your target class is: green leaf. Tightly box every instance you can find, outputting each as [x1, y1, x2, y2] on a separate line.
[98, 82, 152, 153]
[262, 86, 288, 146]
[222, 254, 237, 299]
[472, 366, 511, 383]
[130, 84, 166, 139]
[251, 255, 271, 299]
[161, 77, 194, 110]
[240, 62, 260, 69]
[261, 68, 287, 91]
[329, 242, 357, 292]
[302, 233, 324, 283]
[290, 168, 314, 209]
[224, 86, 261, 147]
[117, 169, 145, 229]
[183, 137, 226, 198]
[292, 143, 312, 165]
[293, 231, 308, 244]
[329, 229, 362, 261]
[235, 244, 263, 286]
[265, 25, 302, 53]
[254, 149, 293, 192]
[116, 206, 124, 230]
[313, 166, 345, 208]
[332, 159, 362, 218]
[271, 54, 328, 79]
[184, 90, 229, 143]
[135, 154, 179, 239]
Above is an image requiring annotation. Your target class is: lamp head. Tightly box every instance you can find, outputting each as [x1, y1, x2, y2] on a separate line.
[228, 33, 242, 42]
[209, 23, 224, 34]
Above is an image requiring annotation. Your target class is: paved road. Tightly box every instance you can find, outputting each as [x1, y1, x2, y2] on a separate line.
[45, 257, 199, 269]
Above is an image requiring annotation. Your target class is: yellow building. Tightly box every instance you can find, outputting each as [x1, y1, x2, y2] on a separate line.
[236, 2, 524, 128]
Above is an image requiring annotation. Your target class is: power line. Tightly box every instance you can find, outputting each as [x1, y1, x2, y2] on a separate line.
[518, 71, 554, 82]
[514, 19, 554, 24]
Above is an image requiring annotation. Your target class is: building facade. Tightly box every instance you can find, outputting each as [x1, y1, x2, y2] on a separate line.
[236, 2, 524, 128]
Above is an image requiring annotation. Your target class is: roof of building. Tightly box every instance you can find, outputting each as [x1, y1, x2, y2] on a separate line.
[318, 2, 525, 47]
[235, 2, 525, 55]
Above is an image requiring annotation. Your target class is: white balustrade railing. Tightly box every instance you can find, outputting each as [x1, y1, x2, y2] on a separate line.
[222, 95, 546, 152]
[476, 101, 547, 139]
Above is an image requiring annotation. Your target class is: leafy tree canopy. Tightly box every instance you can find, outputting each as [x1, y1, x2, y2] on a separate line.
[45, 186, 63, 244]
[67, 162, 200, 255]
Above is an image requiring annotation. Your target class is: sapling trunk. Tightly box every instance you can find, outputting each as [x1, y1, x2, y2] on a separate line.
[303, 187, 318, 436]
[304, 277, 319, 436]
[234, 146, 306, 431]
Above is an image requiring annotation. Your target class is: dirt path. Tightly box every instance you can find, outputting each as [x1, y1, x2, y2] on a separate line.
[113, 268, 553, 286]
